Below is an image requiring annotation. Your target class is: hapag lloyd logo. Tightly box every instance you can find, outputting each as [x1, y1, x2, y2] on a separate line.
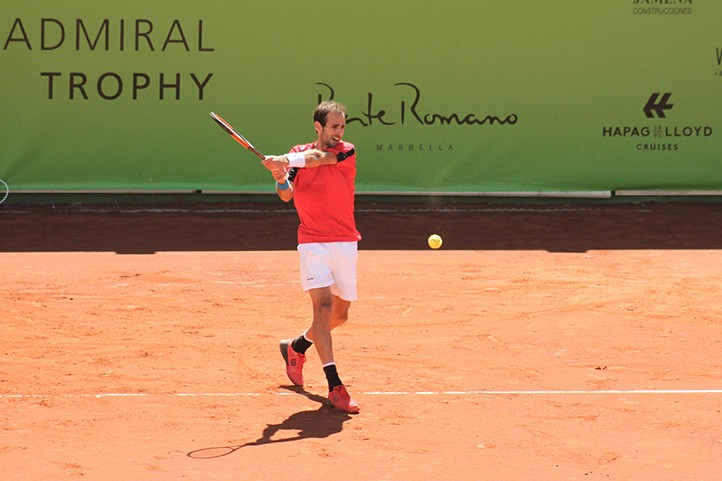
[602, 92, 713, 152]
[643, 92, 673, 118]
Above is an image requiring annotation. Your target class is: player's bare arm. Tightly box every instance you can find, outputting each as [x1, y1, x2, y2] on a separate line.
[261, 149, 338, 171]
[304, 149, 338, 168]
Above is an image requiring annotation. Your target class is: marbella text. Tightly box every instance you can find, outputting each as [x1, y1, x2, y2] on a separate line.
[2, 17, 214, 100]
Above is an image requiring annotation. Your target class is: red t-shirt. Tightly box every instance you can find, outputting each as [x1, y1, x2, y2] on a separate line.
[288, 141, 361, 244]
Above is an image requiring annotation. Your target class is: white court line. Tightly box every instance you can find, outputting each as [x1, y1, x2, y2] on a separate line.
[362, 389, 722, 395]
[1, 389, 721, 399]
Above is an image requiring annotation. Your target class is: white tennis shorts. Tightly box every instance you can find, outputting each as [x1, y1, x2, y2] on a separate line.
[297, 242, 358, 301]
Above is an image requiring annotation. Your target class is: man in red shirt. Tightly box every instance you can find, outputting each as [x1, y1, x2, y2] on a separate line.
[262, 101, 361, 414]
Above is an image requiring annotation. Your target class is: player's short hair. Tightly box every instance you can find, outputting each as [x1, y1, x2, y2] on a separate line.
[314, 101, 347, 127]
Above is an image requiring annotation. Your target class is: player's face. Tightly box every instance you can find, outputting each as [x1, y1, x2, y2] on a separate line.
[316, 111, 346, 149]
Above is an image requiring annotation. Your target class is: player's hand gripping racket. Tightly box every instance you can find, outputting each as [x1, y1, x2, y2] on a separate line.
[209, 112, 265, 160]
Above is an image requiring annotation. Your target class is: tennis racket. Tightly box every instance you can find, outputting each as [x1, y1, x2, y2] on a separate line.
[209, 112, 265, 160]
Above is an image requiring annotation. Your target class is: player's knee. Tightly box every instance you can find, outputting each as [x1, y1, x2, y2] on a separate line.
[315, 299, 333, 314]
[312, 300, 333, 324]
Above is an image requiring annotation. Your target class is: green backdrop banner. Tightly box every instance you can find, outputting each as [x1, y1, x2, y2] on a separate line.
[1, 1, 720, 194]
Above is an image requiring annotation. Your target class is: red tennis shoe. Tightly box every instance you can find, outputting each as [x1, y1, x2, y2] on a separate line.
[279, 339, 306, 386]
[328, 384, 360, 414]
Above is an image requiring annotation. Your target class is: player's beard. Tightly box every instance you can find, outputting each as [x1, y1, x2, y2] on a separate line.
[319, 130, 340, 150]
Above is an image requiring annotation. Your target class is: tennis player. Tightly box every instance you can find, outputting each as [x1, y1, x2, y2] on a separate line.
[261, 100, 361, 414]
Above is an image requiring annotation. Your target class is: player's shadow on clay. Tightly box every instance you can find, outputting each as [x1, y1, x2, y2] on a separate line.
[187, 386, 351, 459]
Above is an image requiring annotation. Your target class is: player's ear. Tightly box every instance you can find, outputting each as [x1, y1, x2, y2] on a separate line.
[313, 120, 322, 135]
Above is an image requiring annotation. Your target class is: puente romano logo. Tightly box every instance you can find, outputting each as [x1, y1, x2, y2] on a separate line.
[317, 82, 518, 154]
[632, 0, 693, 15]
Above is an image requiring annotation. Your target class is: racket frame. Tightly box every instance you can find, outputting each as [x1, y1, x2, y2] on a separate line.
[210, 112, 266, 160]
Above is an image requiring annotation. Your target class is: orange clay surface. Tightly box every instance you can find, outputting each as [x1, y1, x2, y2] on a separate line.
[1, 200, 721, 480]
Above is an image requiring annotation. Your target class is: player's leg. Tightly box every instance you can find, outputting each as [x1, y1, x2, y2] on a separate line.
[323, 243, 360, 413]
[307, 286, 335, 365]
[306, 288, 358, 413]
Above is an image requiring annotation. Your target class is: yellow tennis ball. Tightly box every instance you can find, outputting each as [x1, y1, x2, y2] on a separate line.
[428, 234, 443, 249]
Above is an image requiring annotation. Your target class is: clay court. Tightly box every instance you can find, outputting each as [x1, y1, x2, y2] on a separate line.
[1, 200, 721, 480]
